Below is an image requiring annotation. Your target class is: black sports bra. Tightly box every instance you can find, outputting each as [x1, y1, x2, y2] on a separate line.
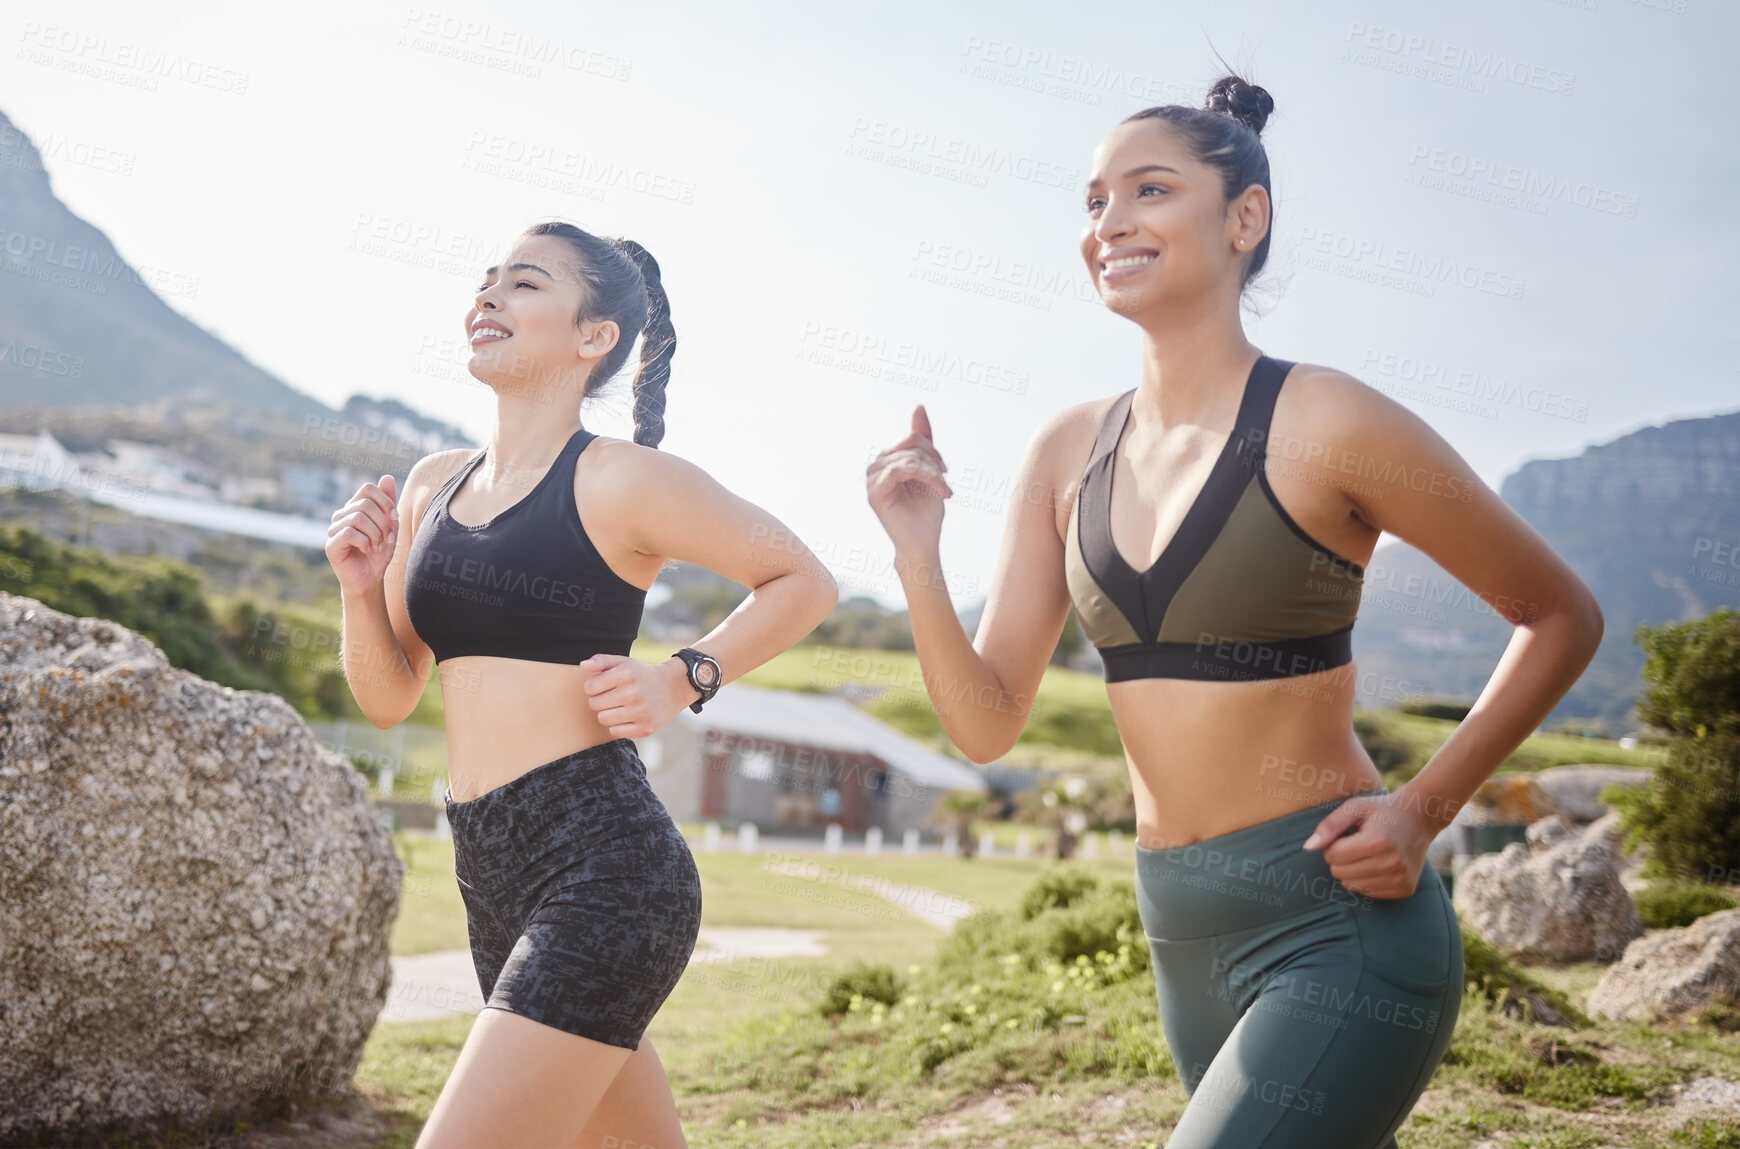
[1063, 355, 1366, 683]
[403, 427, 647, 665]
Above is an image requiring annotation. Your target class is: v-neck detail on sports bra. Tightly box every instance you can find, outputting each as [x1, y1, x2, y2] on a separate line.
[1064, 353, 1369, 682]
[1085, 355, 1276, 642]
[1102, 358, 1263, 580]
[442, 428, 585, 532]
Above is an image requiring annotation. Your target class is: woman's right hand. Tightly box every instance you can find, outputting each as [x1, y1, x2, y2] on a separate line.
[326, 474, 399, 597]
[866, 405, 952, 560]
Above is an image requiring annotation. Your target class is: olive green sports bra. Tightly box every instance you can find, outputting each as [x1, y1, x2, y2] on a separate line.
[1064, 355, 1366, 684]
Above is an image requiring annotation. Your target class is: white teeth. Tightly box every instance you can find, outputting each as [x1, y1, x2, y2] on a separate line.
[471, 328, 510, 341]
[1104, 254, 1156, 271]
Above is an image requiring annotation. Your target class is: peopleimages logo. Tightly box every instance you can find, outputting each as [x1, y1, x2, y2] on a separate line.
[846, 118, 1079, 190]
[1342, 22, 1576, 96]
[1406, 145, 1639, 218]
[1289, 226, 1526, 301]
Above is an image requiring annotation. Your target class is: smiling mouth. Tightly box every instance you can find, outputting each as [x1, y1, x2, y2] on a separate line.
[1101, 253, 1157, 278]
[470, 327, 512, 346]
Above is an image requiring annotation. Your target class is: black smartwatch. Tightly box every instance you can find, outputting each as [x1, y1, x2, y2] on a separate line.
[671, 647, 723, 713]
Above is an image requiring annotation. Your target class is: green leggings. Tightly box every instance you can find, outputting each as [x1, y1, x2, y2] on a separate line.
[1135, 793, 1462, 1148]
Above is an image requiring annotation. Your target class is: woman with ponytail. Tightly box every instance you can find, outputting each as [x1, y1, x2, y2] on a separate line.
[868, 72, 1602, 1147]
[326, 221, 838, 1146]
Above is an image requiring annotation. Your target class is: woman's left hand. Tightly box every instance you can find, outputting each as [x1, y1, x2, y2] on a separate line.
[579, 654, 694, 738]
[1301, 790, 1438, 900]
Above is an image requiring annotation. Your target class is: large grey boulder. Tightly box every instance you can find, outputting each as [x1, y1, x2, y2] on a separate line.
[1532, 765, 1654, 824]
[1588, 909, 1740, 1022]
[0, 592, 402, 1144]
[1453, 814, 1643, 963]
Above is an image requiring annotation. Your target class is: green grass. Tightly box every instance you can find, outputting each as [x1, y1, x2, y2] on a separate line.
[387, 835, 469, 956]
[357, 839, 1740, 1147]
[1383, 711, 1666, 775]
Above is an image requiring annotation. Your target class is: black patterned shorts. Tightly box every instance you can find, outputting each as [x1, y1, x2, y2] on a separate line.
[443, 737, 703, 1050]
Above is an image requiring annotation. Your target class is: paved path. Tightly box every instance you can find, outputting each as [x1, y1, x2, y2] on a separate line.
[760, 858, 980, 931]
[383, 926, 831, 1023]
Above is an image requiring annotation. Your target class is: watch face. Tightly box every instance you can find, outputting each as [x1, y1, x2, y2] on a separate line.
[695, 659, 721, 688]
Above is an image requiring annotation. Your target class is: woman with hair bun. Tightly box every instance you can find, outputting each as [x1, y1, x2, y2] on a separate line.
[867, 73, 1602, 1147]
[326, 221, 838, 1146]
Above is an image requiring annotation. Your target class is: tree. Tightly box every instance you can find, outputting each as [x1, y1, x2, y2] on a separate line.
[1608, 608, 1740, 880]
[928, 790, 1004, 858]
[1012, 776, 1101, 860]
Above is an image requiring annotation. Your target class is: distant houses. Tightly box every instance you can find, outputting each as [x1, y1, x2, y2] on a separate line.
[0, 427, 380, 516]
[635, 682, 988, 841]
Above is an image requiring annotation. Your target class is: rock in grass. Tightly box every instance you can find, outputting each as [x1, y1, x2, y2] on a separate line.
[1587, 908, 1740, 1023]
[0, 592, 401, 1143]
[1531, 765, 1653, 824]
[1453, 816, 1643, 964]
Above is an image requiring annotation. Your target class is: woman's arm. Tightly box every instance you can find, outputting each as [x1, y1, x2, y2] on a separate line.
[866, 405, 1079, 764]
[1291, 368, 1604, 894]
[573, 442, 841, 738]
[328, 456, 448, 729]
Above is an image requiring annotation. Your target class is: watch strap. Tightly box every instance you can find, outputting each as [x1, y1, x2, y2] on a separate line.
[673, 647, 722, 712]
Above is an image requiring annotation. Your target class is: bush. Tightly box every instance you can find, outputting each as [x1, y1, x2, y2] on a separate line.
[1016, 866, 1100, 919]
[1635, 880, 1739, 929]
[1400, 697, 1476, 722]
[1609, 608, 1740, 880]
[819, 961, 903, 1018]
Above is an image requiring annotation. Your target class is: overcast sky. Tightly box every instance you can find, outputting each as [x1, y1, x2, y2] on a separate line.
[6, 0, 1735, 609]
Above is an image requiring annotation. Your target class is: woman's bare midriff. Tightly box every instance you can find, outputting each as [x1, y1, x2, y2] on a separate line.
[437, 655, 626, 803]
[1110, 663, 1385, 850]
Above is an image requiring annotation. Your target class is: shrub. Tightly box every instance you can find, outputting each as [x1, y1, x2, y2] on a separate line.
[1635, 880, 1739, 929]
[1609, 609, 1740, 880]
[1016, 866, 1100, 919]
[819, 961, 903, 1018]
[1400, 697, 1476, 722]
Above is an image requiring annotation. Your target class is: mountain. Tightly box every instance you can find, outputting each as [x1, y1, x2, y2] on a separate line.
[0, 110, 332, 418]
[0, 108, 474, 521]
[1350, 407, 1740, 728]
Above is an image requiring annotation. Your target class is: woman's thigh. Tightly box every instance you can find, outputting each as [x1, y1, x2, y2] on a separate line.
[1160, 872, 1463, 1149]
[573, 1036, 689, 1149]
[415, 1007, 633, 1149]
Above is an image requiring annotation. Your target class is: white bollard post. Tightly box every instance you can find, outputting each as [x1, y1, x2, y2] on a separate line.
[1083, 832, 1100, 860]
[1107, 829, 1123, 858]
[865, 826, 883, 856]
[979, 830, 995, 858]
[738, 822, 759, 854]
[703, 822, 722, 852]
[378, 764, 397, 799]
[1016, 831, 1032, 858]
[942, 829, 959, 857]
[903, 828, 920, 856]
[434, 809, 451, 840]
[824, 823, 843, 855]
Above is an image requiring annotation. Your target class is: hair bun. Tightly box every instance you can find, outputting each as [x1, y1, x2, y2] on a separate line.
[1205, 75, 1274, 135]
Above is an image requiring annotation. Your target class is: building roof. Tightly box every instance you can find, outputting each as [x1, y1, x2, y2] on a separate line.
[678, 682, 987, 793]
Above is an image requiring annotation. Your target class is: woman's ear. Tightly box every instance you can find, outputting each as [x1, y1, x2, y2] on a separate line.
[1226, 183, 1270, 253]
[575, 317, 621, 363]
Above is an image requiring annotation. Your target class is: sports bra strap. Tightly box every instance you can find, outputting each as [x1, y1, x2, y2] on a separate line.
[1230, 355, 1295, 469]
[1089, 389, 1136, 466]
[1088, 355, 1294, 472]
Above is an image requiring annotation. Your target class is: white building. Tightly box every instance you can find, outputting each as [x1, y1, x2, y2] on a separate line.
[635, 682, 987, 840]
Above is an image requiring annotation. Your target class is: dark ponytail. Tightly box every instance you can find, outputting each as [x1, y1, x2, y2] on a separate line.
[1121, 73, 1275, 289]
[520, 220, 676, 449]
[613, 239, 675, 451]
